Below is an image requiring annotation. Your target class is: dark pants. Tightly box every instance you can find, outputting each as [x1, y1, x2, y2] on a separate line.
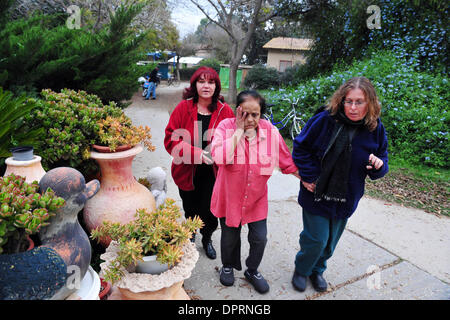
[178, 164, 217, 241]
[219, 218, 267, 271]
[294, 209, 347, 276]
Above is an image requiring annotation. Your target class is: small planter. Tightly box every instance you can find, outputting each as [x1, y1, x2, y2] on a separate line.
[10, 146, 34, 161]
[100, 241, 199, 300]
[135, 255, 169, 275]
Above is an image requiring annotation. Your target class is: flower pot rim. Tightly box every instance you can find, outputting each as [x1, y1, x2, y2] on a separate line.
[92, 144, 133, 153]
[90, 144, 143, 160]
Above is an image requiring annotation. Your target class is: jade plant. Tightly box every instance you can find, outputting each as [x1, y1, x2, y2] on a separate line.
[24, 88, 155, 177]
[0, 174, 65, 254]
[91, 198, 203, 283]
[97, 114, 156, 152]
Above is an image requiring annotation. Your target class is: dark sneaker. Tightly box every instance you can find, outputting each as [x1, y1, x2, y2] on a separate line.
[292, 271, 307, 292]
[244, 269, 269, 294]
[202, 239, 216, 260]
[309, 273, 327, 292]
[220, 267, 234, 286]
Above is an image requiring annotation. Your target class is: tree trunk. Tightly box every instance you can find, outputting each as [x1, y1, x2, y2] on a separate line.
[227, 61, 239, 105]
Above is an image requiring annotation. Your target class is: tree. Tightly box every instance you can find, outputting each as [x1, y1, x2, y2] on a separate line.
[190, 0, 309, 104]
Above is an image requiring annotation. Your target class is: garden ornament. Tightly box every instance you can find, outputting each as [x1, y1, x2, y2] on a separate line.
[146, 167, 167, 208]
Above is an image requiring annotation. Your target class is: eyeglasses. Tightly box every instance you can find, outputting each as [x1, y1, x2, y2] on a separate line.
[344, 100, 367, 107]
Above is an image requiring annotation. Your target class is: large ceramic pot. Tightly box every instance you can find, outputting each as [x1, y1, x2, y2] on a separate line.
[83, 145, 156, 246]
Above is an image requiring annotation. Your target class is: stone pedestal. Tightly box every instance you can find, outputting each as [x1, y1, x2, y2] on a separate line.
[100, 241, 199, 300]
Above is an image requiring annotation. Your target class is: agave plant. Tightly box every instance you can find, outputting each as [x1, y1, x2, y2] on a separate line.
[0, 87, 43, 159]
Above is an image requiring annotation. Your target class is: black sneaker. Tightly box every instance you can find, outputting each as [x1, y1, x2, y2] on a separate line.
[244, 269, 269, 294]
[220, 267, 234, 286]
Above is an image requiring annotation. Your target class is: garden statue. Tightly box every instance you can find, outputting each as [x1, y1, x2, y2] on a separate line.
[146, 167, 167, 208]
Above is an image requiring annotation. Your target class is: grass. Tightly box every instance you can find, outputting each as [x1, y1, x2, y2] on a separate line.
[284, 138, 449, 217]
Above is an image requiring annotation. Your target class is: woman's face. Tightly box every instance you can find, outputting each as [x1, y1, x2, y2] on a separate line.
[343, 88, 368, 122]
[196, 74, 216, 100]
[241, 98, 261, 131]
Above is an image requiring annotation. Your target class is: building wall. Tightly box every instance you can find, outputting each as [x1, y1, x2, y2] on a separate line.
[266, 49, 308, 71]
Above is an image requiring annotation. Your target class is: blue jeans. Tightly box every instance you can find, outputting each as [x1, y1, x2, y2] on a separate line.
[145, 82, 156, 99]
[294, 209, 347, 276]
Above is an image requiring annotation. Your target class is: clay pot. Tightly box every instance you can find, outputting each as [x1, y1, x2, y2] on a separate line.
[83, 145, 156, 246]
[4, 155, 46, 183]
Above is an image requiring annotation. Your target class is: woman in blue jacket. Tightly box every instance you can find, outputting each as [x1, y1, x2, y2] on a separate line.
[291, 77, 389, 292]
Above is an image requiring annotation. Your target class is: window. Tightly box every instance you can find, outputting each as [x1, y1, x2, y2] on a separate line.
[279, 60, 292, 72]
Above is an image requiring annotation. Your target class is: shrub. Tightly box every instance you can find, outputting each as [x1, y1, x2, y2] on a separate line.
[295, 0, 448, 82]
[24, 89, 126, 177]
[198, 58, 222, 73]
[262, 50, 449, 168]
[243, 64, 280, 90]
[0, 4, 147, 106]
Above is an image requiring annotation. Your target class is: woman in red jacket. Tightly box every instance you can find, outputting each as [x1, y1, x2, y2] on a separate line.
[164, 66, 235, 259]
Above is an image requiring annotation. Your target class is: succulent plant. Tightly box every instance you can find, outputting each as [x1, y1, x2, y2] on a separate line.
[91, 198, 204, 283]
[97, 114, 156, 152]
[0, 174, 65, 254]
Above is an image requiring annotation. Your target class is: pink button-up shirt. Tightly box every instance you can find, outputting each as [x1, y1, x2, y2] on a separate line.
[210, 118, 297, 227]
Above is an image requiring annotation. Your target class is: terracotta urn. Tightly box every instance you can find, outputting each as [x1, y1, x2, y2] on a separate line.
[83, 145, 156, 246]
[4, 155, 46, 183]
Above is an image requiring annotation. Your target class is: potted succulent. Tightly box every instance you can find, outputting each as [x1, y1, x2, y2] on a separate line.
[94, 114, 155, 153]
[0, 173, 65, 255]
[91, 198, 203, 284]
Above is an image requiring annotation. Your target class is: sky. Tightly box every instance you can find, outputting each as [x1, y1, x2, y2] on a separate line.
[170, 1, 209, 39]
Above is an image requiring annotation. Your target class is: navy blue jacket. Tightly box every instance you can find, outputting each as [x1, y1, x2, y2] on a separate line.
[292, 110, 389, 219]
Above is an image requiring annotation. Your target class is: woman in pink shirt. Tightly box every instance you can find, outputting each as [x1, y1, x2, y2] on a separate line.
[210, 90, 300, 294]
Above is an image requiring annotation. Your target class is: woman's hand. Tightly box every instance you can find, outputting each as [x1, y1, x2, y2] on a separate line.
[367, 154, 383, 170]
[202, 150, 213, 165]
[236, 105, 247, 131]
[291, 171, 301, 180]
[302, 181, 316, 193]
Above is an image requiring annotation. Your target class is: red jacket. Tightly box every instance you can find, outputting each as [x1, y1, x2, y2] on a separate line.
[164, 98, 235, 191]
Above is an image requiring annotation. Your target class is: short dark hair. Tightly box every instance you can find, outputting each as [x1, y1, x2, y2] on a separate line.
[236, 90, 266, 115]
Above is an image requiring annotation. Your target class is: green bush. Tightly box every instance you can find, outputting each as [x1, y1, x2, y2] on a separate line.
[262, 50, 449, 168]
[0, 87, 43, 159]
[295, 0, 448, 82]
[198, 58, 222, 73]
[0, 4, 147, 106]
[243, 64, 280, 90]
[24, 89, 124, 177]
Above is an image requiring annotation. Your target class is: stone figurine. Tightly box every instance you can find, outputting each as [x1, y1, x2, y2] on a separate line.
[146, 167, 167, 208]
